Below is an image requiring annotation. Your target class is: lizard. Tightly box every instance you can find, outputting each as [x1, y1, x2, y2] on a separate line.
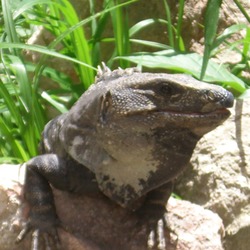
[16, 63, 234, 249]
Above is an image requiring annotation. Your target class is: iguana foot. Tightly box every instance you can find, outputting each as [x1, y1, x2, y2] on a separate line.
[146, 214, 178, 250]
[135, 182, 174, 249]
[147, 218, 167, 250]
[133, 212, 172, 250]
[16, 220, 61, 250]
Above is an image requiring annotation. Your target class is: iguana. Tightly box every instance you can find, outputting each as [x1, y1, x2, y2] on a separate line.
[16, 64, 234, 249]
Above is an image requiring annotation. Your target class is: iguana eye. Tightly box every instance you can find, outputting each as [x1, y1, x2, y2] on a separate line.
[159, 85, 173, 96]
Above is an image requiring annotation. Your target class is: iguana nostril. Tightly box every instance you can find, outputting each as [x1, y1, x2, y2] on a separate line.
[222, 91, 234, 108]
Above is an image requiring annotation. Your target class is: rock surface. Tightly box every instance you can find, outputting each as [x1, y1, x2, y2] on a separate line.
[0, 164, 224, 250]
[176, 98, 250, 250]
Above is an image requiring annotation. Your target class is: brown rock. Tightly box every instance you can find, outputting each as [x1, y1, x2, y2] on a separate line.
[0, 164, 224, 250]
[176, 98, 250, 250]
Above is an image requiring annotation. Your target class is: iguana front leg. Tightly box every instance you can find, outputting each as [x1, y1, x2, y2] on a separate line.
[16, 154, 98, 249]
[137, 181, 174, 250]
[16, 155, 66, 249]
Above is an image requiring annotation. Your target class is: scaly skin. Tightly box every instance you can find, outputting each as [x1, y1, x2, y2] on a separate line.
[17, 64, 234, 249]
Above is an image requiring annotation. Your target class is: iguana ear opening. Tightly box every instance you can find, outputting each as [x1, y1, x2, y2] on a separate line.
[99, 90, 112, 124]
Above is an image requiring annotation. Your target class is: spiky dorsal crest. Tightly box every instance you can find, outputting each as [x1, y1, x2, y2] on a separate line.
[95, 62, 141, 83]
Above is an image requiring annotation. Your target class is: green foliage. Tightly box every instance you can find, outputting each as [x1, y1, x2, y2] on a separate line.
[201, 0, 223, 80]
[121, 0, 249, 95]
[0, 0, 137, 162]
[0, 0, 249, 162]
[121, 51, 246, 93]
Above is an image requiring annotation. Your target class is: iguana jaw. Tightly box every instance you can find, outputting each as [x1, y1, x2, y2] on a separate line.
[151, 108, 231, 136]
[154, 107, 230, 119]
[117, 107, 231, 138]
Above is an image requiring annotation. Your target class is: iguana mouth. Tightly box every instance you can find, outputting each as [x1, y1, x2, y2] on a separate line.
[128, 108, 230, 120]
[154, 108, 231, 122]
[164, 107, 230, 116]
[151, 108, 231, 136]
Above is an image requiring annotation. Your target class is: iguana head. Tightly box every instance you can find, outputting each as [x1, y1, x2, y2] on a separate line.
[62, 65, 234, 207]
[94, 66, 233, 137]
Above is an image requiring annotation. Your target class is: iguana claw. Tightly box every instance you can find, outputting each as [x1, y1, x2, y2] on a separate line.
[16, 221, 61, 250]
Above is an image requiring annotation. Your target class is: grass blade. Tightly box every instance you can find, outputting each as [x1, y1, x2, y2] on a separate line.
[0, 42, 97, 70]
[233, 0, 250, 23]
[1, 0, 19, 55]
[163, 0, 174, 48]
[176, 0, 185, 51]
[0, 79, 24, 130]
[0, 116, 30, 161]
[109, 0, 130, 68]
[200, 0, 222, 80]
[129, 19, 167, 37]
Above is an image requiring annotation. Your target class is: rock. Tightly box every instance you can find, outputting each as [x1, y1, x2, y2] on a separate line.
[167, 198, 224, 250]
[176, 98, 250, 250]
[0, 164, 224, 250]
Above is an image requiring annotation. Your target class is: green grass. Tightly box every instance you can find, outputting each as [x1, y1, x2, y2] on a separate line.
[120, 0, 249, 95]
[0, 0, 249, 163]
[0, 0, 137, 162]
